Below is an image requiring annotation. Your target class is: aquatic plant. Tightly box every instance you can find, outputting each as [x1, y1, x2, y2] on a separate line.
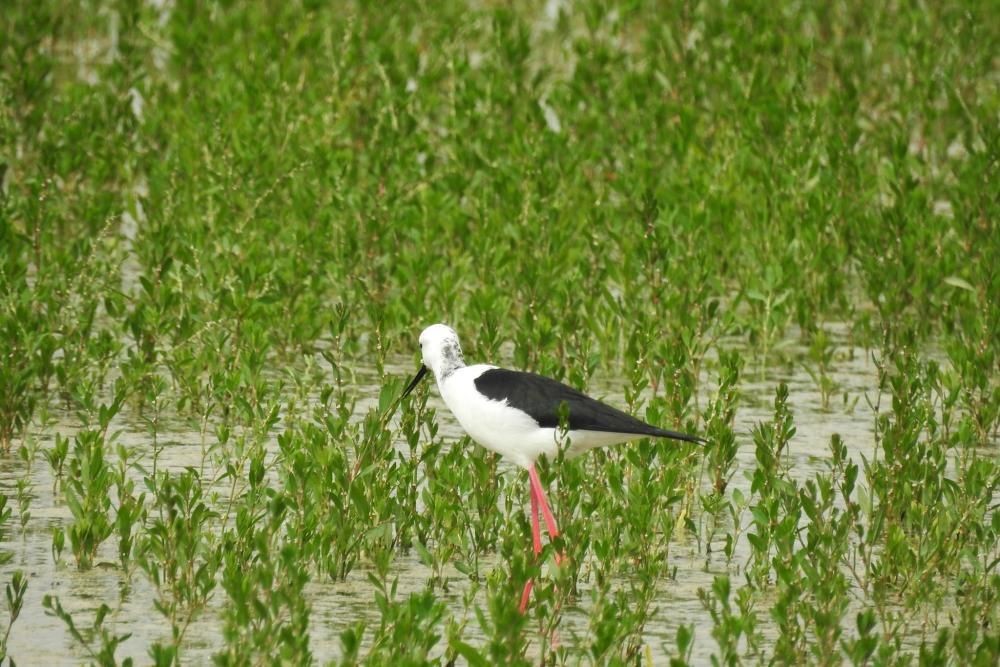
[0, 0, 996, 662]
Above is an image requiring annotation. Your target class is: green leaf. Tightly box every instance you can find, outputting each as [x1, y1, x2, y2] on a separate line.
[413, 541, 434, 568]
[944, 276, 975, 292]
[451, 640, 491, 667]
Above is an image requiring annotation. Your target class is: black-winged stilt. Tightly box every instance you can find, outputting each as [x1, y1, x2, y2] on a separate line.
[401, 323, 705, 611]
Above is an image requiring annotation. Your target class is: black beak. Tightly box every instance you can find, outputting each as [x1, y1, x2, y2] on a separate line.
[402, 365, 429, 399]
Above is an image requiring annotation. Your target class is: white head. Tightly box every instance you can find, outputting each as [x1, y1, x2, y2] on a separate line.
[417, 323, 465, 379]
[401, 323, 467, 400]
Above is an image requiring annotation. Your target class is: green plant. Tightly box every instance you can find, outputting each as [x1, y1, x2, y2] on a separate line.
[0, 570, 27, 662]
[64, 428, 116, 569]
[0, 0, 997, 661]
[138, 468, 219, 660]
[42, 595, 133, 667]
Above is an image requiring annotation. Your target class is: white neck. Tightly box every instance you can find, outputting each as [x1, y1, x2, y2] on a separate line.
[432, 338, 466, 380]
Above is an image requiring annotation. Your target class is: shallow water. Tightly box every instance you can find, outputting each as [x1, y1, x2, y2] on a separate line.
[1, 330, 886, 664]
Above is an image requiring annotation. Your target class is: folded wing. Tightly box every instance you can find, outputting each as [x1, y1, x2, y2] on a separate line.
[474, 368, 703, 444]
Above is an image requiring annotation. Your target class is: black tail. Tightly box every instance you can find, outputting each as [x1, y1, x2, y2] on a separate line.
[649, 427, 706, 445]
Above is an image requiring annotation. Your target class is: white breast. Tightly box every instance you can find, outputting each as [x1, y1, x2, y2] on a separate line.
[434, 365, 546, 468]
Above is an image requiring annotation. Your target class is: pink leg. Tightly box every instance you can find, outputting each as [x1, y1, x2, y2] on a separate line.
[528, 464, 564, 565]
[519, 579, 534, 613]
[530, 476, 542, 555]
[528, 464, 560, 539]
[520, 464, 568, 613]
[520, 482, 541, 613]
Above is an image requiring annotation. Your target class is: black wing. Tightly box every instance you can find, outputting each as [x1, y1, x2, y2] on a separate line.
[474, 368, 704, 443]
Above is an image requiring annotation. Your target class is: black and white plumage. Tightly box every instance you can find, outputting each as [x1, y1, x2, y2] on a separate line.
[402, 323, 704, 612]
[402, 323, 703, 468]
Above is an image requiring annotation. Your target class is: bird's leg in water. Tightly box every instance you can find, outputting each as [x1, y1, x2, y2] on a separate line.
[519, 481, 542, 613]
[520, 463, 571, 612]
[528, 464, 563, 563]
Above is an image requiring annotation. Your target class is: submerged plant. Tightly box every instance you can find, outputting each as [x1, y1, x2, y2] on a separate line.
[42, 596, 133, 667]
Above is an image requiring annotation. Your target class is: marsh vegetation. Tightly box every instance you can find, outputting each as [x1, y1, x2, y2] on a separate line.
[1, 0, 998, 664]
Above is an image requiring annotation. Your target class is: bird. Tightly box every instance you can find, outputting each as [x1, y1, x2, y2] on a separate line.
[401, 323, 704, 612]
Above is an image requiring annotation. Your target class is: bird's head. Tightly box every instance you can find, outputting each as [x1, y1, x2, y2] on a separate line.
[402, 323, 465, 398]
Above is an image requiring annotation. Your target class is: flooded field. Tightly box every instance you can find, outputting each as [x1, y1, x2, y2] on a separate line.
[0, 332, 923, 664]
[2, 0, 996, 663]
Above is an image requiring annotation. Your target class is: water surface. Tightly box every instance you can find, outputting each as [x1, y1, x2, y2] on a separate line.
[2, 333, 884, 664]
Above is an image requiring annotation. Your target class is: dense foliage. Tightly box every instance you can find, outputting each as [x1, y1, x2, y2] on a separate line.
[1, 0, 998, 664]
